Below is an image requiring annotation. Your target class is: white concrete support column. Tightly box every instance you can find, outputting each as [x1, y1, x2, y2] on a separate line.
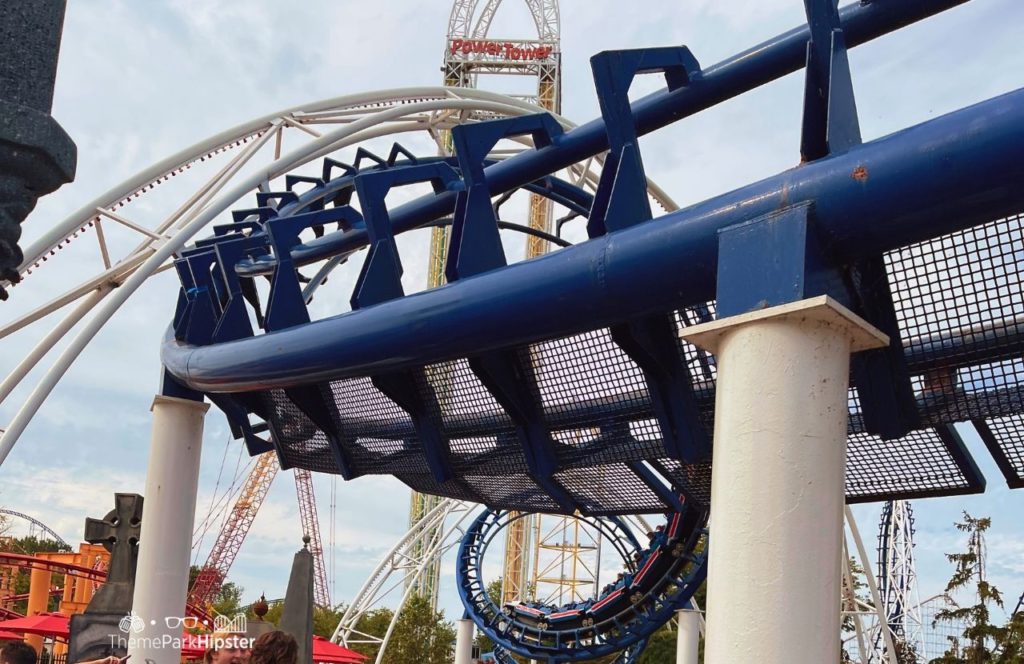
[454, 619, 474, 664]
[681, 296, 887, 664]
[129, 395, 209, 664]
[676, 609, 701, 664]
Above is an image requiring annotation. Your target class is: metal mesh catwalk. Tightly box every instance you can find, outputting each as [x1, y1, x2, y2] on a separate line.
[162, 2, 1024, 516]
[212, 210, 1022, 513]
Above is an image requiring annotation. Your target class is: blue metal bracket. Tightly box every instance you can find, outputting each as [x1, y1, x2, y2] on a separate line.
[846, 256, 921, 439]
[626, 461, 684, 513]
[588, 46, 700, 237]
[717, 203, 920, 438]
[351, 161, 461, 309]
[587, 48, 710, 465]
[285, 173, 325, 192]
[257, 190, 300, 210]
[207, 392, 276, 456]
[801, 0, 861, 161]
[372, 370, 455, 486]
[716, 203, 832, 318]
[159, 369, 205, 403]
[612, 319, 711, 463]
[172, 251, 219, 346]
[209, 235, 267, 343]
[264, 206, 363, 330]
[281, 384, 357, 480]
[798, 3, 917, 437]
[469, 352, 579, 513]
[447, 113, 564, 282]
[322, 157, 356, 182]
[231, 206, 278, 224]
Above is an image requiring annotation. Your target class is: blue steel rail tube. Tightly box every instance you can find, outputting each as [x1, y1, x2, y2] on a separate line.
[163, 86, 1024, 392]
[238, 0, 969, 275]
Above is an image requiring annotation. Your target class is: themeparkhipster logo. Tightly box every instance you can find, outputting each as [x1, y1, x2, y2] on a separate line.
[112, 610, 253, 651]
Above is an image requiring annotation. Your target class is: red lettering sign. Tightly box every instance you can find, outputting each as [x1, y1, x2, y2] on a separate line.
[449, 39, 554, 61]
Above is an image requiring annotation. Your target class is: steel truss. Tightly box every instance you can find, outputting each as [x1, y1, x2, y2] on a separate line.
[0, 87, 660, 464]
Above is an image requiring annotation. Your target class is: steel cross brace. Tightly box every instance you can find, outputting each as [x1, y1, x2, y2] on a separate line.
[351, 162, 470, 489]
[264, 207, 368, 476]
[589, 47, 711, 464]
[448, 115, 581, 512]
[173, 236, 276, 455]
[801, 0, 919, 438]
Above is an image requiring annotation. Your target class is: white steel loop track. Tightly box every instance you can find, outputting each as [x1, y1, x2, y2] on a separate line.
[331, 498, 477, 664]
[0, 91, 674, 470]
[0, 86, 678, 467]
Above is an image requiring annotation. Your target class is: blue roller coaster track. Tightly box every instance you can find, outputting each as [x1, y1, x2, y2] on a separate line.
[458, 504, 706, 661]
[159, 0, 1024, 659]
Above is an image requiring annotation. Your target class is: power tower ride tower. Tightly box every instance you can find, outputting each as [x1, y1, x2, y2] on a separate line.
[408, 0, 569, 607]
[875, 500, 923, 661]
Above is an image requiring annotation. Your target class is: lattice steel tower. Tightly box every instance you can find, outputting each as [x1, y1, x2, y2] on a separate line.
[875, 500, 924, 662]
[408, 0, 566, 607]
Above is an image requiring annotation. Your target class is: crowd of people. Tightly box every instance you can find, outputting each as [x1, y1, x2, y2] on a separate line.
[0, 631, 299, 664]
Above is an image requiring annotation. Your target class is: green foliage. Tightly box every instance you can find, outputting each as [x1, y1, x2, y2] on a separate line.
[381, 594, 455, 663]
[347, 607, 394, 661]
[250, 600, 345, 639]
[635, 580, 707, 664]
[930, 513, 1024, 664]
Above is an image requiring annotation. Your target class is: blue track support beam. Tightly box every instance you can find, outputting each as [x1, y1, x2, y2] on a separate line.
[172, 251, 219, 346]
[587, 47, 699, 238]
[372, 370, 455, 487]
[264, 206, 363, 330]
[209, 235, 264, 343]
[445, 117, 577, 507]
[588, 47, 710, 464]
[447, 114, 563, 281]
[612, 319, 711, 463]
[847, 256, 922, 439]
[469, 352, 578, 513]
[348, 163, 467, 486]
[352, 162, 460, 308]
[796, 0, 918, 439]
[801, 0, 861, 160]
[281, 383, 357, 480]
[257, 0, 966, 274]
[163, 88, 1024, 391]
[627, 461, 684, 513]
[972, 419, 1024, 489]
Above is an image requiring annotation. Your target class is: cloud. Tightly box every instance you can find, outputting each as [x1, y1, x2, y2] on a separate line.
[1, 0, 1022, 627]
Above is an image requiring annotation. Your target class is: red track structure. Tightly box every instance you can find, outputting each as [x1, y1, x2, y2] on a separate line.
[189, 452, 331, 610]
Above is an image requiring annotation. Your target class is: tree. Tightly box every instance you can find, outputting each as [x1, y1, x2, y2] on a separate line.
[931, 512, 1024, 664]
[635, 579, 707, 664]
[384, 594, 456, 663]
[346, 607, 394, 661]
[255, 600, 346, 639]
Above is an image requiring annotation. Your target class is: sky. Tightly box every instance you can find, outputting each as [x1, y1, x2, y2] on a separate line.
[1, 0, 1023, 636]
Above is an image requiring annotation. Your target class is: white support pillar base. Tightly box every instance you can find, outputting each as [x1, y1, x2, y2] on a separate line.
[676, 609, 701, 664]
[681, 296, 887, 664]
[128, 395, 209, 664]
[454, 619, 474, 664]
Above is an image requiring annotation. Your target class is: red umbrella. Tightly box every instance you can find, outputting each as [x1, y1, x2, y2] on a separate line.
[312, 635, 367, 663]
[0, 630, 22, 640]
[0, 613, 69, 639]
